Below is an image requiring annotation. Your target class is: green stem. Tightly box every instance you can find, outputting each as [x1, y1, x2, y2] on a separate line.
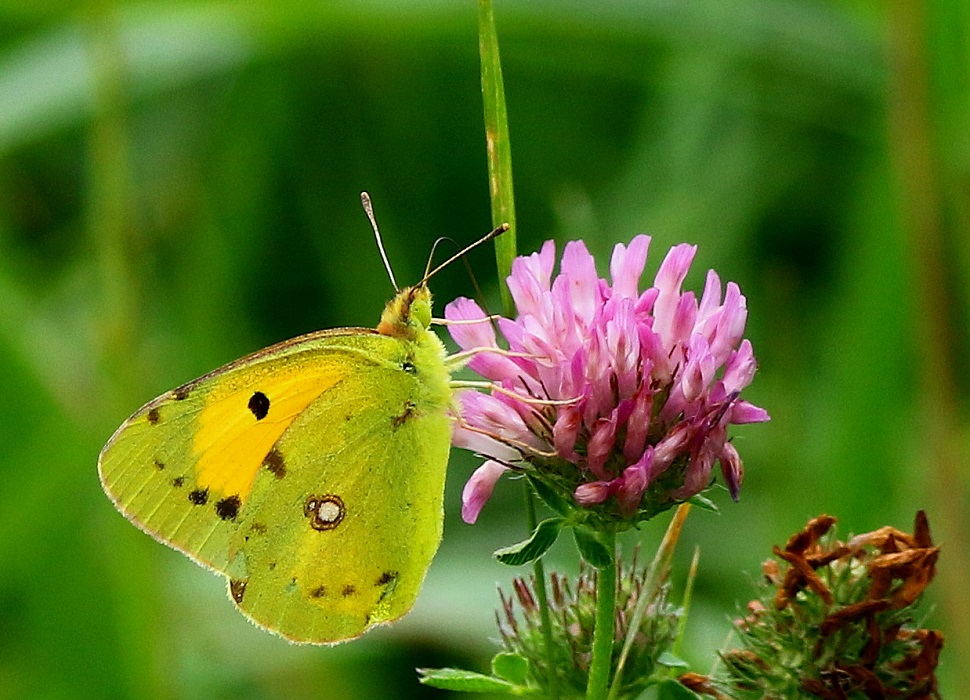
[586, 530, 617, 700]
[478, 0, 517, 313]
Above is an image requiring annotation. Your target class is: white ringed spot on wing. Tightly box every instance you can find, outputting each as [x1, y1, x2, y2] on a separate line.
[304, 494, 345, 531]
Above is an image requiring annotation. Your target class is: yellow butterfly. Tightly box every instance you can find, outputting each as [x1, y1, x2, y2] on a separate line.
[99, 197, 506, 644]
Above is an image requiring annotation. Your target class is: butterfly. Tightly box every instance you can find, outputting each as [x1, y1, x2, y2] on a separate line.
[99, 196, 506, 644]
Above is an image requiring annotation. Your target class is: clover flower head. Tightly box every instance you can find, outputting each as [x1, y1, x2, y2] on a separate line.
[446, 236, 769, 524]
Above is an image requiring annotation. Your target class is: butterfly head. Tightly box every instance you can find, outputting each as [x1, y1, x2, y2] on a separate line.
[377, 284, 433, 340]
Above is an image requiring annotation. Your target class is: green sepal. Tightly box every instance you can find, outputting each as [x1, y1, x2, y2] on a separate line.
[572, 526, 614, 568]
[656, 651, 689, 669]
[491, 652, 529, 685]
[417, 667, 521, 693]
[688, 493, 718, 513]
[494, 517, 565, 565]
[527, 474, 574, 516]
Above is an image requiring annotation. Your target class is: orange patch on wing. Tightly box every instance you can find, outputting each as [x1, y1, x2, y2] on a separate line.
[192, 364, 344, 500]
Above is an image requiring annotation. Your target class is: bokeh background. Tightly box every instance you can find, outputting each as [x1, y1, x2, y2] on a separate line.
[1, 1, 966, 697]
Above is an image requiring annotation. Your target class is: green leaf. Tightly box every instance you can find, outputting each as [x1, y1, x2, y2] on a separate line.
[527, 475, 574, 516]
[687, 493, 718, 512]
[573, 526, 614, 568]
[656, 651, 689, 669]
[417, 667, 520, 693]
[494, 517, 565, 565]
[491, 652, 529, 685]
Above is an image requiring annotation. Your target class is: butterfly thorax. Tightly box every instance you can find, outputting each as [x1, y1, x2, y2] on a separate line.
[376, 284, 452, 412]
[377, 285, 433, 340]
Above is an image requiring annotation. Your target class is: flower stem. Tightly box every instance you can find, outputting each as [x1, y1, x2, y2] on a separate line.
[586, 530, 617, 700]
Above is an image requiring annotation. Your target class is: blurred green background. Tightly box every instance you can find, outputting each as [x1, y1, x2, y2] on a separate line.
[1, 1, 966, 697]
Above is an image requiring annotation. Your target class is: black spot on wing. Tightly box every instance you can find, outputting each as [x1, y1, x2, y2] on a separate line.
[243, 522, 265, 542]
[248, 391, 270, 420]
[341, 584, 356, 597]
[188, 488, 209, 506]
[229, 579, 247, 603]
[263, 448, 286, 479]
[392, 401, 416, 429]
[215, 495, 242, 521]
[376, 571, 398, 586]
[174, 386, 190, 401]
[171, 477, 185, 488]
[310, 585, 326, 599]
[146, 408, 160, 425]
[153, 459, 165, 471]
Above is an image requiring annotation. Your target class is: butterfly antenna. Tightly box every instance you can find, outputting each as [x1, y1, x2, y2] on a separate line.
[361, 191, 398, 291]
[423, 237, 453, 281]
[419, 222, 510, 287]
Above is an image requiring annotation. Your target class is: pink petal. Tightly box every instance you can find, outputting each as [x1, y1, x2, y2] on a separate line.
[654, 243, 697, 295]
[553, 404, 583, 461]
[586, 416, 617, 478]
[605, 299, 640, 400]
[709, 282, 747, 363]
[507, 240, 556, 318]
[719, 441, 743, 501]
[696, 269, 722, 324]
[622, 384, 653, 463]
[444, 297, 493, 349]
[681, 334, 714, 402]
[451, 423, 519, 463]
[462, 460, 508, 523]
[616, 447, 653, 515]
[652, 243, 697, 345]
[653, 421, 691, 474]
[722, 339, 757, 394]
[670, 292, 698, 352]
[671, 441, 716, 500]
[730, 399, 770, 424]
[559, 240, 601, 325]
[445, 298, 521, 380]
[574, 480, 614, 506]
[609, 234, 651, 299]
[457, 391, 545, 451]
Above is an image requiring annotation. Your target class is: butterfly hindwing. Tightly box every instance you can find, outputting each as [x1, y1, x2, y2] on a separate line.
[225, 346, 451, 642]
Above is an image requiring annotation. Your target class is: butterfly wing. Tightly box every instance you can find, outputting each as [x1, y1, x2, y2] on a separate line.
[99, 327, 453, 643]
